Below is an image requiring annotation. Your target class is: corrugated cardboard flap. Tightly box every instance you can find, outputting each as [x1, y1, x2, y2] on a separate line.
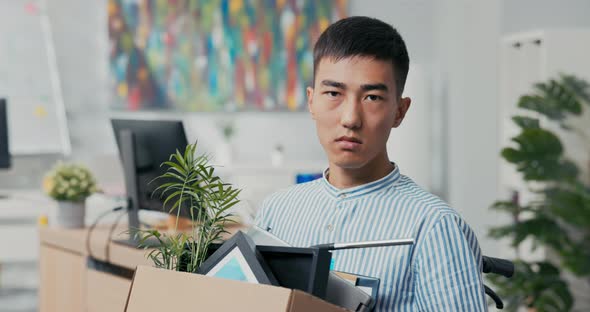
[288, 289, 350, 312]
[126, 265, 293, 312]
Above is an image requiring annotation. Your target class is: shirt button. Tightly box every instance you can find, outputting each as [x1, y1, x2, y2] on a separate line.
[326, 224, 334, 231]
[339, 193, 346, 199]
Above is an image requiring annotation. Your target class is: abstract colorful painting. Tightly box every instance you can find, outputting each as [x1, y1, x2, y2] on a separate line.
[108, 0, 347, 111]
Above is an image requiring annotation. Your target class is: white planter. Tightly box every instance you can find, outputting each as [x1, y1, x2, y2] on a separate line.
[215, 141, 233, 166]
[52, 200, 86, 228]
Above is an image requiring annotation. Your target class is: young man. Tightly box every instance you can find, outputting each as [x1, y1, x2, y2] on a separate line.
[256, 16, 487, 311]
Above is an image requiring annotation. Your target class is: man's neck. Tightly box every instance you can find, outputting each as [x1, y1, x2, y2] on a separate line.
[327, 155, 394, 189]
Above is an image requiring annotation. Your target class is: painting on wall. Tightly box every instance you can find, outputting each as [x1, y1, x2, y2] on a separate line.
[108, 0, 347, 112]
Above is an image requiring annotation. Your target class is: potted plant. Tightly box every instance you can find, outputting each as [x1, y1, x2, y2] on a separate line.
[43, 162, 99, 228]
[215, 119, 236, 166]
[133, 142, 241, 272]
[489, 74, 590, 311]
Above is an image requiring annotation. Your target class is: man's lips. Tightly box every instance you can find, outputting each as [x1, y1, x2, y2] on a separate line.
[335, 136, 362, 144]
[335, 136, 362, 149]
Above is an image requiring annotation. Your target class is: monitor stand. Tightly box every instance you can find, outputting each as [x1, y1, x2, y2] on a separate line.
[115, 131, 145, 249]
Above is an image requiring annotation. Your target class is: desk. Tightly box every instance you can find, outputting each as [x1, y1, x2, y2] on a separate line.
[38, 224, 243, 312]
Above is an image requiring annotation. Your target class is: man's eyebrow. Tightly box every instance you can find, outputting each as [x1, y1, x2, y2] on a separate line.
[361, 83, 388, 92]
[321, 80, 346, 90]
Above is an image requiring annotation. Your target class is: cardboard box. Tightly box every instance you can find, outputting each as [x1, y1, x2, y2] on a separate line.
[125, 266, 349, 312]
[87, 269, 131, 312]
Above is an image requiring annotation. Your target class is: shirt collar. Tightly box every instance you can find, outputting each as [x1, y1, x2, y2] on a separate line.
[321, 163, 401, 199]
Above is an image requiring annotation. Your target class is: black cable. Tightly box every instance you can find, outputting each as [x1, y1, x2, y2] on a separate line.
[105, 210, 127, 261]
[85, 206, 124, 260]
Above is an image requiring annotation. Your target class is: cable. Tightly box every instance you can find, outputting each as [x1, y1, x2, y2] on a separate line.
[85, 206, 124, 260]
[105, 209, 127, 261]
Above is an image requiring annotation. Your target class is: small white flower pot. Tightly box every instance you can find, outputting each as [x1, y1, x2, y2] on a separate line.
[52, 200, 86, 228]
[215, 141, 233, 166]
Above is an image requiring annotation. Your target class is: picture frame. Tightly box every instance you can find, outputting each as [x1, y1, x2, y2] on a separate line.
[197, 231, 278, 286]
[255, 245, 332, 299]
[196, 241, 332, 298]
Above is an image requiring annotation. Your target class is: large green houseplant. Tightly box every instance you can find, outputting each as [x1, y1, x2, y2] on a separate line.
[133, 142, 241, 273]
[489, 75, 590, 311]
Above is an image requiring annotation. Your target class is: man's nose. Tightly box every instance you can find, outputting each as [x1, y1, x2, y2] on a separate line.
[340, 97, 362, 130]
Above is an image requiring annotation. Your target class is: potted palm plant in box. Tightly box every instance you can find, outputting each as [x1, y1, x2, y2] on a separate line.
[43, 162, 99, 228]
[133, 142, 241, 272]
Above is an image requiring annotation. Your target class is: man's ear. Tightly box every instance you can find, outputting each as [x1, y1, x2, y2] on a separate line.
[393, 97, 411, 128]
[307, 86, 315, 120]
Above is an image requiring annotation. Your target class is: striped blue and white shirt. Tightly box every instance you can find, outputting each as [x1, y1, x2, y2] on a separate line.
[255, 165, 487, 311]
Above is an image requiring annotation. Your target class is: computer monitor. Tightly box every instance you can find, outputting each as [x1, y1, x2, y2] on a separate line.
[0, 98, 10, 169]
[111, 118, 190, 245]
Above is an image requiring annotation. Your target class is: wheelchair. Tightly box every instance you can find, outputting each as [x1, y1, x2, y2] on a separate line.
[482, 256, 515, 309]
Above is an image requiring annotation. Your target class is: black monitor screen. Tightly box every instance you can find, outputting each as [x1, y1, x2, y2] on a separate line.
[111, 119, 190, 217]
[0, 99, 10, 169]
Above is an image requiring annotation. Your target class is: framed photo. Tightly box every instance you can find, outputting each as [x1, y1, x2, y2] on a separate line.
[256, 245, 332, 299]
[198, 231, 278, 286]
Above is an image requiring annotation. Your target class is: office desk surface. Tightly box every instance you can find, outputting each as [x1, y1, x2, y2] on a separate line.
[39, 223, 245, 270]
[40, 226, 151, 269]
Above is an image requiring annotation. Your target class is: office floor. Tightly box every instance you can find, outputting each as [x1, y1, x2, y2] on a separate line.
[0, 262, 37, 312]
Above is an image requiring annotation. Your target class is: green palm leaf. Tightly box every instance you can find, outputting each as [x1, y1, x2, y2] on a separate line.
[133, 142, 240, 272]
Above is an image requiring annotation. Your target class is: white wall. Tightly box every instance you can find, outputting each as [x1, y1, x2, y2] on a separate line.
[432, 0, 503, 254]
[502, 0, 590, 34]
[349, 0, 435, 64]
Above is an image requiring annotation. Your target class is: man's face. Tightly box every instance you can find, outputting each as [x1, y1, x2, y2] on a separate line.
[307, 56, 411, 170]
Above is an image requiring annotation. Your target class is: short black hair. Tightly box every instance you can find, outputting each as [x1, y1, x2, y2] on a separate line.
[313, 16, 410, 96]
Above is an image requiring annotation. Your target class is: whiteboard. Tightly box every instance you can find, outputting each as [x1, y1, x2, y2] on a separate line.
[0, 0, 70, 155]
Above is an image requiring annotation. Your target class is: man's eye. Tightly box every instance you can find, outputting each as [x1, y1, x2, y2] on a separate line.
[324, 91, 340, 97]
[365, 94, 383, 101]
